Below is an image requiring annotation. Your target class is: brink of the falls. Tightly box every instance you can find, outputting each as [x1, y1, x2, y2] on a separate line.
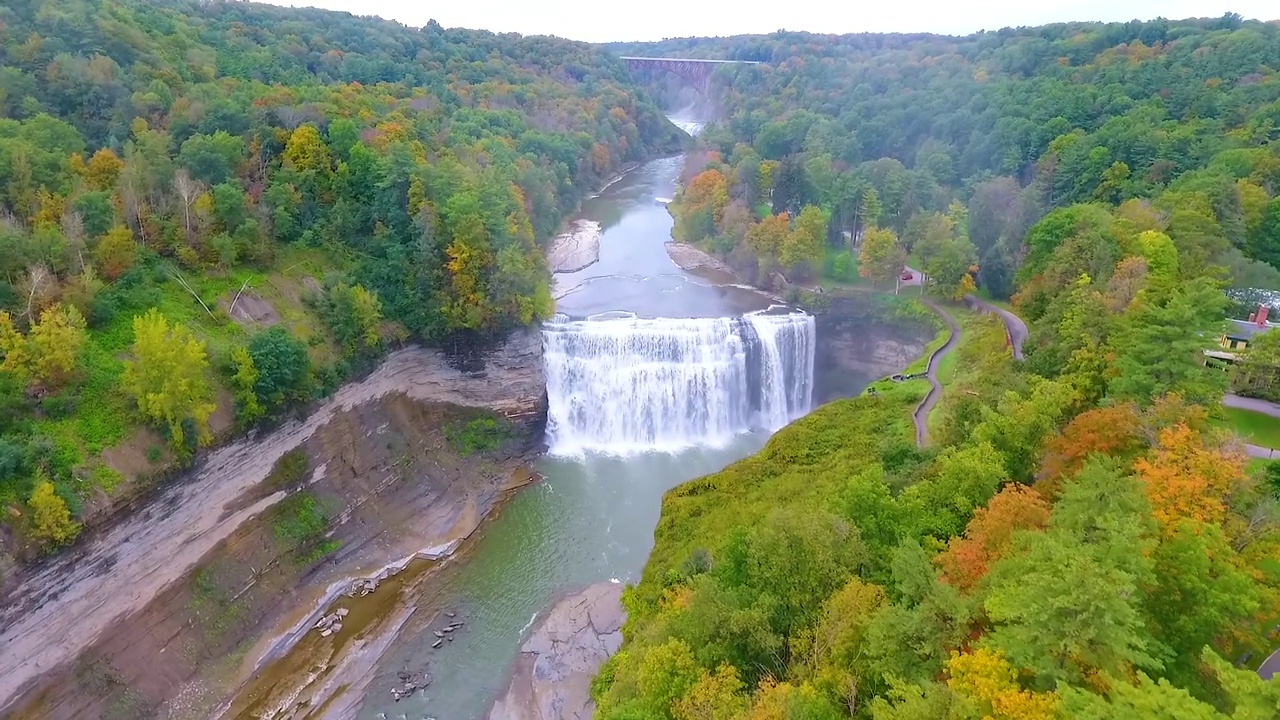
[541, 311, 816, 456]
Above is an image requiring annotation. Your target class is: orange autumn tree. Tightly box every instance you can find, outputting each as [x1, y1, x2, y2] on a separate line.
[1038, 403, 1145, 495]
[936, 485, 1052, 592]
[1133, 423, 1247, 530]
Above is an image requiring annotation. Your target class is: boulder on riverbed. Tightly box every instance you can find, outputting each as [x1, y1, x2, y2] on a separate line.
[488, 582, 625, 720]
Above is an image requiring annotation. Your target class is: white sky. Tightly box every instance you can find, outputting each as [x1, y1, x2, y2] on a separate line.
[262, 0, 1278, 43]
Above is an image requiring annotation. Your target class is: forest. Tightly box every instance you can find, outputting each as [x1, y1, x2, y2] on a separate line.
[591, 14, 1280, 720]
[612, 14, 1280, 301]
[0, 0, 681, 559]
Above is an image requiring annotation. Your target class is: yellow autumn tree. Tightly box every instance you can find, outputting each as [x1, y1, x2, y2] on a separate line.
[282, 123, 332, 174]
[747, 679, 831, 720]
[27, 304, 88, 389]
[94, 225, 138, 281]
[781, 205, 828, 274]
[230, 346, 264, 425]
[947, 648, 1059, 720]
[0, 305, 87, 390]
[672, 664, 749, 720]
[678, 169, 731, 242]
[0, 311, 33, 385]
[794, 577, 886, 712]
[859, 226, 907, 288]
[122, 309, 217, 451]
[28, 472, 81, 547]
[71, 147, 125, 191]
[746, 212, 792, 264]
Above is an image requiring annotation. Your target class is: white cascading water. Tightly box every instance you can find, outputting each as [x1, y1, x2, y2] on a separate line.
[542, 310, 816, 455]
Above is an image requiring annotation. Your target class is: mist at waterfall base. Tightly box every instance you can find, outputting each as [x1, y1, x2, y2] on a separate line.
[544, 310, 816, 456]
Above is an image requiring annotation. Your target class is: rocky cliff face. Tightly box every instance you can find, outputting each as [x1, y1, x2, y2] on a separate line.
[489, 582, 626, 720]
[811, 295, 933, 404]
[0, 330, 547, 719]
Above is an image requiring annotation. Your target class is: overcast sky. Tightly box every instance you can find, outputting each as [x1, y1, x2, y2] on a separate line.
[261, 1, 1277, 43]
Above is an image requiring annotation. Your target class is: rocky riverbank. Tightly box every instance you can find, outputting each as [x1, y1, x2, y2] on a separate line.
[0, 330, 548, 719]
[664, 241, 734, 275]
[489, 582, 626, 720]
[548, 219, 604, 274]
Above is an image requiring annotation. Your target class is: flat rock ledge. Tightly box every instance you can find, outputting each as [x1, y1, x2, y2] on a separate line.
[548, 219, 603, 274]
[665, 242, 733, 274]
[489, 582, 625, 720]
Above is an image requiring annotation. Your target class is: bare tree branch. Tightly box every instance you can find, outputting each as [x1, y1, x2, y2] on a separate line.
[168, 266, 215, 319]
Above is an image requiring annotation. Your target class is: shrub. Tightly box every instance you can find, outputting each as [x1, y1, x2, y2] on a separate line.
[443, 414, 513, 456]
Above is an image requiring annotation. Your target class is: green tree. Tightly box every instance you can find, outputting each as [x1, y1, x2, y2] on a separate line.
[971, 378, 1077, 483]
[178, 130, 245, 185]
[70, 190, 116, 238]
[866, 541, 976, 684]
[247, 326, 310, 411]
[1246, 196, 1280, 269]
[1108, 278, 1228, 405]
[1145, 521, 1264, 696]
[900, 442, 1009, 540]
[923, 236, 978, 300]
[636, 638, 702, 716]
[324, 282, 383, 357]
[1232, 326, 1280, 401]
[984, 528, 1159, 688]
[122, 309, 217, 452]
[858, 187, 883, 237]
[984, 461, 1158, 688]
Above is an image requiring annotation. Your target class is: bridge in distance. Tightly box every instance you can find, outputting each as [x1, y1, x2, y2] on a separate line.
[618, 56, 761, 93]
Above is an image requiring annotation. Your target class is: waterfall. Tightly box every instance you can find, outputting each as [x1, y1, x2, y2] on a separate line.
[542, 311, 815, 456]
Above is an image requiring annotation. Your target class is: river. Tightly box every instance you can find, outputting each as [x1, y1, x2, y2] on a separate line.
[338, 120, 829, 720]
[231, 119, 880, 719]
[354, 123, 833, 719]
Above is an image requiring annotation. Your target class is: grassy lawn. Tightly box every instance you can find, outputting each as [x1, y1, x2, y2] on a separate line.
[974, 287, 1016, 313]
[1221, 408, 1280, 448]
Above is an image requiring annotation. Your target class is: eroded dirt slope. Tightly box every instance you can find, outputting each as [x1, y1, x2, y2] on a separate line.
[0, 332, 546, 718]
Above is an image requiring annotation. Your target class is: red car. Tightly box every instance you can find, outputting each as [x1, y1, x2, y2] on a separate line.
[901, 271, 914, 281]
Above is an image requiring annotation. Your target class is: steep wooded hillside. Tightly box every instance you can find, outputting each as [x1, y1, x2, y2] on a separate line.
[0, 0, 681, 560]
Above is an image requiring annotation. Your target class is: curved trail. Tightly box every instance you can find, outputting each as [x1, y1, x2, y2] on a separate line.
[965, 296, 1027, 360]
[912, 300, 961, 448]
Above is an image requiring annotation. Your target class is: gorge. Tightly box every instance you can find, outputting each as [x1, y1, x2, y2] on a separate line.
[0, 119, 935, 720]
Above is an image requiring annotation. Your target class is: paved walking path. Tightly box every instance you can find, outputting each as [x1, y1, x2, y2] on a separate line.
[1224, 393, 1280, 417]
[912, 300, 960, 448]
[965, 296, 1028, 360]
